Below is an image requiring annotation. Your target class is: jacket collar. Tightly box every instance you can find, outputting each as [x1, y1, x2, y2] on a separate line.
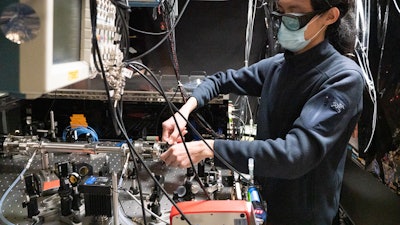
[283, 40, 336, 73]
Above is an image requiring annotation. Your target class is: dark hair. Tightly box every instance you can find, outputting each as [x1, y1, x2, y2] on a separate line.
[311, 0, 356, 56]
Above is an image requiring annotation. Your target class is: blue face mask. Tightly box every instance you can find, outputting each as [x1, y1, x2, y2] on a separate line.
[277, 16, 325, 53]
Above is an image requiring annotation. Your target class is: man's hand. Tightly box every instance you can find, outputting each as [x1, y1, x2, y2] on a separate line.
[161, 113, 188, 145]
[160, 140, 214, 168]
[161, 97, 198, 145]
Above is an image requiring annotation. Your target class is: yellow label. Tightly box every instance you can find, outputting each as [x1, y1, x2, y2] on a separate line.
[68, 70, 79, 80]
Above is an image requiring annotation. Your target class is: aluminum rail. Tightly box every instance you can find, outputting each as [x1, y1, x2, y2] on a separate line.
[2, 135, 167, 157]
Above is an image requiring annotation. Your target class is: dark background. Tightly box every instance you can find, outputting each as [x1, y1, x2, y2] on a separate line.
[129, 0, 268, 75]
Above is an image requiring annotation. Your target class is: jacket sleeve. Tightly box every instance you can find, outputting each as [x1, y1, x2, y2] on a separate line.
[212, 69, 364, 179]
[191, 57, 281, 108]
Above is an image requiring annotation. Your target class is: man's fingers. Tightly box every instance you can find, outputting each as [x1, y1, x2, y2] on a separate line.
[161, 130, 170, 142]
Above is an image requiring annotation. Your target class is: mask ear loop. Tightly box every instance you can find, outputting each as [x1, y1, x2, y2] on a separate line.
[307, 24, 327, 41]
[305, 14, 327, 42]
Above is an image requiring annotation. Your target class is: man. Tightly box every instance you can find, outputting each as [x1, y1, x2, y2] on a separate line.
[161, 0, 363, 224]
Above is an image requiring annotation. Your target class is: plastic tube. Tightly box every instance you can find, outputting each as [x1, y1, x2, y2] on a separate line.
[124, 190, 169, 224]
[0, 150, 38, 225]
[248, 158, 254, 184]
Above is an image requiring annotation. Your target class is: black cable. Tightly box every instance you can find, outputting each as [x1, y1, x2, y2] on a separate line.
[130, 2, 222, 146]
[128, 62, 252, 185]
[174, 105, 252, 185]
[161, 2, 181, 79]
[91, 1, 251, 223]
[193, 113, 225, 139]
[90, 3, 193, 223]
[152, 3, 224, 140]
[114, 103, 193, 225]
[129, 26, 169, 36]
[127, 0, 177, 36]
[128, 63, 212, 199]
[89, 1, 149, 223]
[125, 0, 191, 61]
[155, 86, 180, 137]
[94, 28, 151, 225]
[89, 0, 102, 73]
[115, 95, 126, 135]
[116, 6, 130, 59]
[111, 1, 131, 59]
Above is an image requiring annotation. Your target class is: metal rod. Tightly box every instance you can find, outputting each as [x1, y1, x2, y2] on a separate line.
[112, 172, 119, 225]
[40, 142, 127, 154]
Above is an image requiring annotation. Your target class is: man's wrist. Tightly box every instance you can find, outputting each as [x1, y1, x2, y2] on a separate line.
[204, 140, 214, 159]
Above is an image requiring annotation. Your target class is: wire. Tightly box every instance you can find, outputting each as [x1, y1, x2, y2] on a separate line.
[127, 0, 178, 36]
[89, 1, 193, 223]
[118, 152, 131, 188]
[128, 62, 241, 195]
[124, 189, 170, 224]
[0, 150, 38, 225]
[234, 0, 259, 143]
[92, 2, 255, 223]
[192, 113, 225, 139]
[133, 63, 252, 184]
[114, 103, 194, 224]
[118, 206, 136, 225]
[115, 5, 131, 60]
[129, 25, 169, 36]
[131, 2, 223, 140]
[61, 126, 99, 142]
[125, 0, 191, 61]
[354, 0, 377, 153]
[374, 0, 390, 153]
[244, 0, 258, 67]
[128, 62, 252, 185]
[127, 63, 210, 196]
[162, 1, 182, 88]
[393, 0, 400, 14]
[230, 95, 256, 140]
[90, 1, 150, 224]
[155, 87, 181, 136]
[355, 39, 377, 153]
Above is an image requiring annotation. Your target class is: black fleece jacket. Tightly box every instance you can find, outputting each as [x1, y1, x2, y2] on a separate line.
[191, 40, 364, 225]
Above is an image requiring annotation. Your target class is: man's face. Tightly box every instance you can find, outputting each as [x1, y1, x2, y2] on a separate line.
[276, 0, 329, 53]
